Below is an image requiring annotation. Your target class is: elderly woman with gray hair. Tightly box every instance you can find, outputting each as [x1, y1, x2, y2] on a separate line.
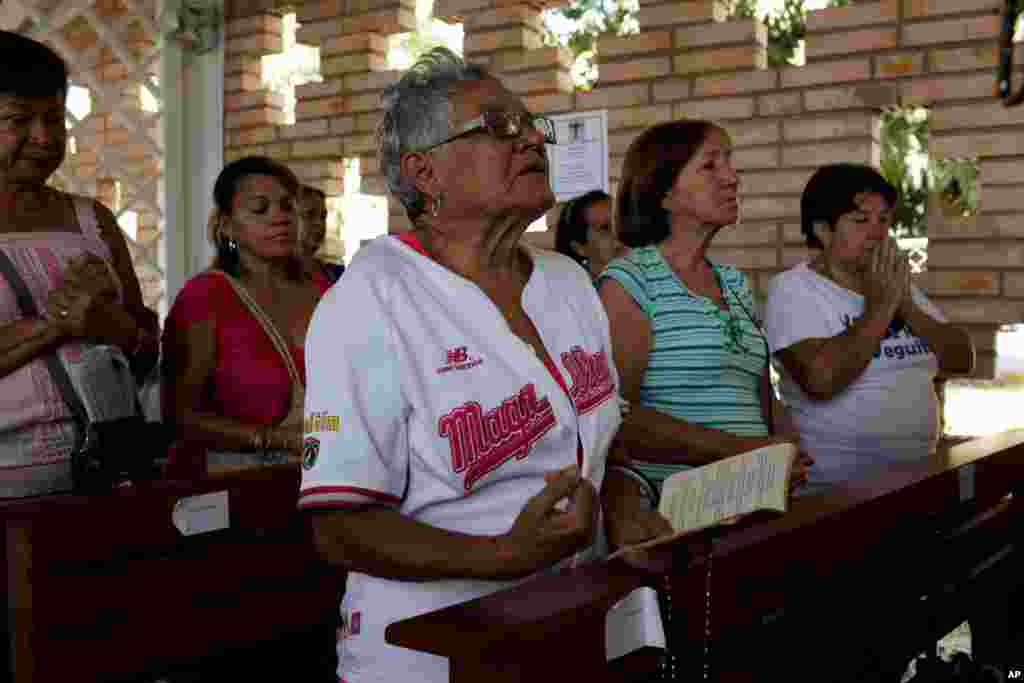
[298, 48, 671, 682]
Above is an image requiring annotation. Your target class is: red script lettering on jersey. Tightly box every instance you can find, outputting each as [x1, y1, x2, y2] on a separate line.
[438, 383, 556, 491]
[561, 346, 615, 415]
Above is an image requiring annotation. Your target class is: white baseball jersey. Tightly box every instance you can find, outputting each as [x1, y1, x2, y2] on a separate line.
[299, 233, 622, 683]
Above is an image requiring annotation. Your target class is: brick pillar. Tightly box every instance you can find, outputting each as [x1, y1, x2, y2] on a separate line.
[289, 1, 413, 232]
[223, 14, 285, 163]
[594, 0, 754, 196]
[461, 4, 543, 61]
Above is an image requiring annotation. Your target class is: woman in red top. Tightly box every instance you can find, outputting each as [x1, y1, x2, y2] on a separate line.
[162, 156, 329, 477]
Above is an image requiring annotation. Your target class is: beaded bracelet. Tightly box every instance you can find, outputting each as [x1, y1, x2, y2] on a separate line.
[249, 427, 269, 452]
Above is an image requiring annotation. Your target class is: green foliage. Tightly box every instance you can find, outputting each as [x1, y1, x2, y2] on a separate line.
[878, 108, 929, 239]
[730, 0, 801, 67]
[544, 0, 861, 85]
[878, 108, 979, 239]
[729, 0, 850, 67]
[556, 0, 636, 52]
[392, 19, 453, 64]
[932, 157, 979, 218]
[542, 0, 639, 89]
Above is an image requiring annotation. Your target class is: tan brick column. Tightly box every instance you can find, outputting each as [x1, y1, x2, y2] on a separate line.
[223, 14, 286, 163]
[293, 2, 412, 231]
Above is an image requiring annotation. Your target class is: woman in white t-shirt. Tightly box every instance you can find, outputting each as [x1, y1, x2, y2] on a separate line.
[764, 163, 975, 487]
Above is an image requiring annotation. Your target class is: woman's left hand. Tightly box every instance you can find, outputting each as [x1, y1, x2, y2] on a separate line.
[765, 430, 812, 493]
[615, 509, 676, 572]
[789, 444, 814, 494]
[613, 507, 674, 548]
[603, 469, 675, 570]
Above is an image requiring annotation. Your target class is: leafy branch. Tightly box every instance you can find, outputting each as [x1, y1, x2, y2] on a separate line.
[728, 0, 850, 66]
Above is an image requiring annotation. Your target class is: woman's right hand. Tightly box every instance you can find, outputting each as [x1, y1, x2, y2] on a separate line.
[737, 434, 810, 492]
[863, 236, 909, 322]
[789, 450, 813, 493]
[497, 465, 598, 576]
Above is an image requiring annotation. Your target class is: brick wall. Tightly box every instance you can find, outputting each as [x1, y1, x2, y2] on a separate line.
[224, 0, 1024, 377]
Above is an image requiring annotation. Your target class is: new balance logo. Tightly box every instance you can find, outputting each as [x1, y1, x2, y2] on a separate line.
[438, 345, 483, 374]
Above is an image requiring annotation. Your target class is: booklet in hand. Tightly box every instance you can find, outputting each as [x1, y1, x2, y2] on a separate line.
[613, 442, 798, 556]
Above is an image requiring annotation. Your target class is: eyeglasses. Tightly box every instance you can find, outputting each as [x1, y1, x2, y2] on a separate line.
[416, 111, 557, 152]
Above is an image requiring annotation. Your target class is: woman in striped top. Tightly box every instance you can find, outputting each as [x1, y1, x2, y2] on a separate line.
[597, 119, 809, 492]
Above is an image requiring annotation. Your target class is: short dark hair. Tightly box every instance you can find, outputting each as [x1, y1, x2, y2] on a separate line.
[209, 156, 301, 276]
[800, 163, 898, 249]
[0, 31, 68, 99]
[554, 190, 611, 268]
[617, 119, 716, 248]
[301, 184, 326, 201]
[213, 156, 299, 215]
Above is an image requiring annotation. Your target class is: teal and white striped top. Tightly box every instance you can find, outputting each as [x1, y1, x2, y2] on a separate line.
[597, 245, 769, 488]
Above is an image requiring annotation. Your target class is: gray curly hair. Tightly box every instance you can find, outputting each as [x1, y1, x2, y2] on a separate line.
[379, 47, 491, 219]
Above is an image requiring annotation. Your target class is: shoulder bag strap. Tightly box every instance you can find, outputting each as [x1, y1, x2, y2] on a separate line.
[0, 250, 89, 450]
[210, 270, 305, 420]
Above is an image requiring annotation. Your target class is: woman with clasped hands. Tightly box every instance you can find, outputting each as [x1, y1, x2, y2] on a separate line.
[0, 31, 158, 497]
[298, 48, 670, 683]
[764, 164, 974, 487]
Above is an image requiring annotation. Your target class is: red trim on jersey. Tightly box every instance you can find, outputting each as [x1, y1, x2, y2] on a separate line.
[298, 499, 388, 511]
[540, 353, 584, 469]
[299, 485, 401, 504]
[395, 231, 430, 257]
[540, 353, 571, 404]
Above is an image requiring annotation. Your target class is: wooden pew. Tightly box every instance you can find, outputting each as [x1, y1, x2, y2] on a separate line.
[386, 432, 1024, 682]
[3, 465, 343, 683]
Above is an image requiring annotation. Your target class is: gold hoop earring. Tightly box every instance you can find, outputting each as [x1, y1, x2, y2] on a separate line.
[431, 192, 444, 218]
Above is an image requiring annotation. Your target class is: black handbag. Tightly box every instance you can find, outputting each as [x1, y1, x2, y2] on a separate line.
[0, 251, 169, 492]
